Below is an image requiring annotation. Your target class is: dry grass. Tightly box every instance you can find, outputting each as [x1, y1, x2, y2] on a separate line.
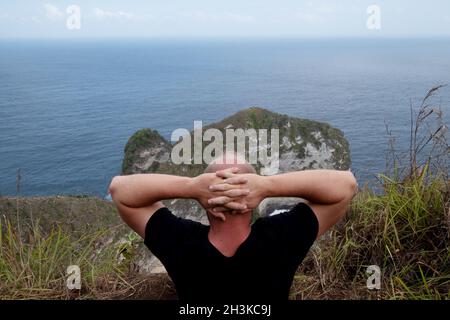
[2, 165, 446, 300]
[0, 86, 448, 300]
[292, 86, 449, 300]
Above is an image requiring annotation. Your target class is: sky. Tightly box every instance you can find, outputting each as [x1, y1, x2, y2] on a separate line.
[1, 0, 450, 39]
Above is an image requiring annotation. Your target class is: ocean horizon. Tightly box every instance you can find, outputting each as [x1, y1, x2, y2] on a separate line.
[1, 37, 449, 197]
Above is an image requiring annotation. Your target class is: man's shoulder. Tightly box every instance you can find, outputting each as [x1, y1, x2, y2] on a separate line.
[251, 202, 319, 254]
[144, 207, 208, 255]
[148, 207, 207, 229]
[253, 202, 318, 230]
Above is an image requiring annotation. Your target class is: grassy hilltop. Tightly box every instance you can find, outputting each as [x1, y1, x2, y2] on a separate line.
[1, 169, 448, 299]
[121, 107, 351, 176]
[0, 88, 448, 300]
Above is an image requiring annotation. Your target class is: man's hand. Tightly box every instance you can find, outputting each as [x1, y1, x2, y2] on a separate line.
[208, 171, 267, 214]
[209, 169, 357, 238]
[109, 170, 252, 236]
[192, 168, 250, 221]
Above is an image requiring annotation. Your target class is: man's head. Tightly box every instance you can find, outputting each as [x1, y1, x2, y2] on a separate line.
[204, 152, 255, 222]
[204, 152, 256, 175]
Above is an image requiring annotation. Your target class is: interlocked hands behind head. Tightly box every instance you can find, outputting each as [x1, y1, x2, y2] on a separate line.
[193, 167, 266, 221]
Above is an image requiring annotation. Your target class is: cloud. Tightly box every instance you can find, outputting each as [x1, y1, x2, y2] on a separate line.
[93, 8, 135, 20]
[44, 3, 63, 20]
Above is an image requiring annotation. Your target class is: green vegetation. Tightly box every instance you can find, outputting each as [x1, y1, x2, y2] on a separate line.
[293, 86, 449, 299]
[1, 163, 447, 299]
[0, 87, 447, 300]
[122, 128, 171, 175]
[203, 106, 351, 171]
[293, 166, 449, 299]
[0, 218, 122, 299]
[0, 196, 149, 299]
[121, 106, 351, 177]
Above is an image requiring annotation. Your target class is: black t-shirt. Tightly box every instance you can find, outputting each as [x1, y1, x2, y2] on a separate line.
[144, 202, 319, 301]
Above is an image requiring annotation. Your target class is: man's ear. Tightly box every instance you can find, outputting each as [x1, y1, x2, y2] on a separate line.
[206, 208, 226, 222]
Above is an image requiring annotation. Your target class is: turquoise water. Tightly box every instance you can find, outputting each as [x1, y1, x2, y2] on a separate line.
[0, 38, 449, 196]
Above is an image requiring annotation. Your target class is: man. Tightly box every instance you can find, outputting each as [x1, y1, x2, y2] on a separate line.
[108, 153, 357, 301]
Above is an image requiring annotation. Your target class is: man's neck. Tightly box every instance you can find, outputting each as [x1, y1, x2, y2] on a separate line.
[208, 213, 251, 257]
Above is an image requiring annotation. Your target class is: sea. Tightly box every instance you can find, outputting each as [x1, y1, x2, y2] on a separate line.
[0, 38, 449, 197]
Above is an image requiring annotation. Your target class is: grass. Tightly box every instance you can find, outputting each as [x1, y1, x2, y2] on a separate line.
[2, 164, 447, 300]
[292, 85, 449, 300]
[292, 165, 449, 300]
[0, 86, 448, 300]
[0, 216, 129, 299]
[0, 196, 177, 300]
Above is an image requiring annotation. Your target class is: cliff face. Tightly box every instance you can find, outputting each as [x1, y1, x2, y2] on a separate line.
[200, 107, 351, 173]
[121, 107, 351, 223]
[0, 108, 352, 276]
[123, 107, 350, 175]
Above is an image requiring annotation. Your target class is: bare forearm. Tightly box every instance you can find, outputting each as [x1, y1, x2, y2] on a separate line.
[264, 170, 357, 204]
[109, 174, 194, 208]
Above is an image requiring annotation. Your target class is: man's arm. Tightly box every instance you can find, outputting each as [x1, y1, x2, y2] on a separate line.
[108, 174, 194, 238]
[265, 170, 357, 204]
[265, 170, 357, 237]
[211, 170, 358, 238]
[108, 171, 249, 238]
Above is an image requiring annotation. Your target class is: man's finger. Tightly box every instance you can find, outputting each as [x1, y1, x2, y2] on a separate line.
[223, 201, 247, 211]
[209, 209, 226, 221]
[223, 188, 250, 198]
[208, 196, 232, 206]
[209, 183, 233, 192]
[228, 167, 240, 173]
[216, 170, 238, 179]
[215, 167, 239, 176]
[212, 206, 231, 212]
[224, 177, 248, 185]
[213, 204, 247, 212]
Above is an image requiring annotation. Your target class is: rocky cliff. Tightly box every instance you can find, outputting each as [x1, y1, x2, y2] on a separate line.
[0, 108, 352, 277]
[122, 107, 351, 222]
[119, 107, 351, 273]
[123, 107, 350, 176]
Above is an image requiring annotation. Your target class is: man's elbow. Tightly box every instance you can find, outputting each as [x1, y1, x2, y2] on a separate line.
[344, 171, 358, 200]
[108, 176, 124, 200]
